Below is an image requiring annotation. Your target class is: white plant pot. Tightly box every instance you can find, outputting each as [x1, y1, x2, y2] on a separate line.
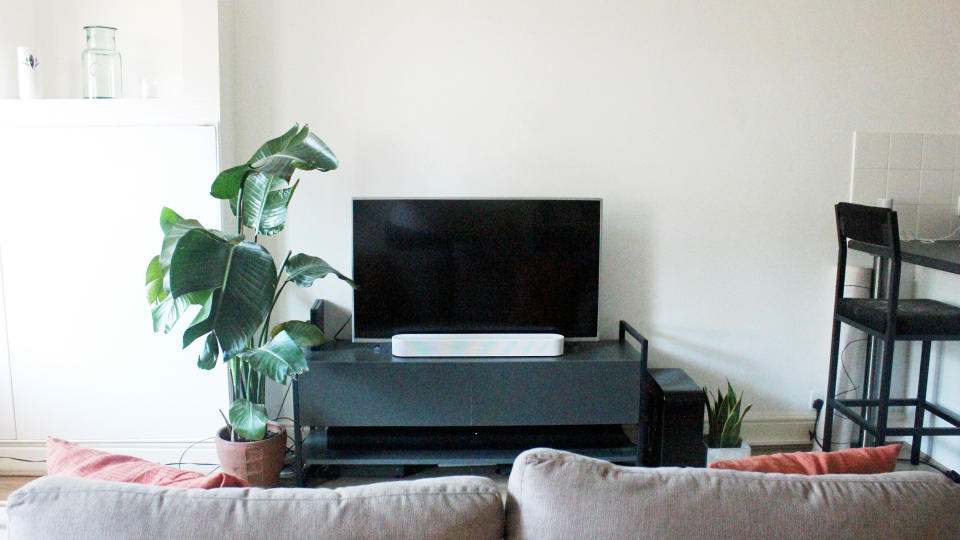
[705, 441, 751, 466]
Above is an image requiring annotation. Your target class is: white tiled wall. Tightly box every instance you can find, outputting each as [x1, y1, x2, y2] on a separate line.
[851, 132, 960, 239]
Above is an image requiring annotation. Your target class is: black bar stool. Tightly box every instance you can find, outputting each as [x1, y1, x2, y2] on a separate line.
[823, 202, 960, 463]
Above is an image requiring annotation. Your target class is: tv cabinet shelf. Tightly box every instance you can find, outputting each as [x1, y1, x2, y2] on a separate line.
[298, 446, 641, 467]
[293, 321, 649, 486]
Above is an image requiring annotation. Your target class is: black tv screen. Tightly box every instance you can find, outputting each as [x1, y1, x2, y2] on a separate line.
[352, 199, 601, 340]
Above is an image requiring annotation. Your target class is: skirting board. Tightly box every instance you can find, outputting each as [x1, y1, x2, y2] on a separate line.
[0, 440, 220, 475]
[740, 410, 909, 447]
[739, 414, 818, 446]
[0, 413, 909, 474]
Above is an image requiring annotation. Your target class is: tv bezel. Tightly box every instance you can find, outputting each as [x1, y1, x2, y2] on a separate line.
[351, 197, 603, 342]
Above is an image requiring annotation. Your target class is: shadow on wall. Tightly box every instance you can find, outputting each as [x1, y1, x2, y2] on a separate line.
[649, 331, 785, 416]
[598, 195, 653, 340]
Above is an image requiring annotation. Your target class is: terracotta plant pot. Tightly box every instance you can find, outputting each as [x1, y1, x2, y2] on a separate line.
[215, 421, 286, 487]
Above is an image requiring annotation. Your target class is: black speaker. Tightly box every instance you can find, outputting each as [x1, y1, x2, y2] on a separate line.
[643, 368, 706, 467]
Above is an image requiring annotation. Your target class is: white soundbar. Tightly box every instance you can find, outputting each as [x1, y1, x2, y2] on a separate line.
[391, 333, 565, 358]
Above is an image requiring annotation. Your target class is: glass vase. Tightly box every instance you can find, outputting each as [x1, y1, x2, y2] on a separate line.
[81, 26, 122, 98]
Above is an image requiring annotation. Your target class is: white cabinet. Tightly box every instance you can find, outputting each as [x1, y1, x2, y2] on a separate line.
[0, 250, 16, 439]
[0, 125, 225, 441]
[0, 1, 222, 469]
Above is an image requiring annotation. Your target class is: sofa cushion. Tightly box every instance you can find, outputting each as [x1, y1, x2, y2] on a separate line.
[45, 436, 247, 488]
[708, 443, 901, 474]
[8, 475, 503, 540]
[506, 448, 960, 540]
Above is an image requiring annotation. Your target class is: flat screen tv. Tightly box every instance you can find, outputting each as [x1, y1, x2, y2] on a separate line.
[352, 198, 601, 340]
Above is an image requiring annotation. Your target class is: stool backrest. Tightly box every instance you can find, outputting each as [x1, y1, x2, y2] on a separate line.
[833, 202, 902, 332]
[835, 202, 900, 256]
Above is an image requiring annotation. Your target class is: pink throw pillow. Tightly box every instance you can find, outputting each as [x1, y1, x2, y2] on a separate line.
[708, 443, 901, 474]
[46, 436, 247, 488]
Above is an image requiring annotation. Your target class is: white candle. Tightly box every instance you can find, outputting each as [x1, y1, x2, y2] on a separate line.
[16, 46, 41, 99]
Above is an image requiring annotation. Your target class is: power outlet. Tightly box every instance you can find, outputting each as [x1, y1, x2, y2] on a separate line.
[809, 390, 825, 409]
[955, 195, 960, 217]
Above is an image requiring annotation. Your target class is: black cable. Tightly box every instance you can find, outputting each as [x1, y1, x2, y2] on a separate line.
[176, 436, 215, 470]
[274, 384, 292, 421]
[333, 315, 352, 340]
[0, 456, 45, 463]
[818, 338, 868, 450]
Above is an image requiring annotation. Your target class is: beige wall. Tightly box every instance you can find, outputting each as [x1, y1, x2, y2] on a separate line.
[224, 1, 960, 445]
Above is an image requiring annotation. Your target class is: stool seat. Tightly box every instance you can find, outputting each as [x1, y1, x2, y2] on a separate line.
[836, 298, 960, 336]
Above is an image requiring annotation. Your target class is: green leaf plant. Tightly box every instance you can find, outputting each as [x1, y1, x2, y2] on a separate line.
[146, 124, 355, 442]
[703, 381, 752, 448]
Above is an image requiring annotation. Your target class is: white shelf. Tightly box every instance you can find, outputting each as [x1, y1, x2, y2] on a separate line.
[0, 1, 219, 126]
[0, 97, 218, 126]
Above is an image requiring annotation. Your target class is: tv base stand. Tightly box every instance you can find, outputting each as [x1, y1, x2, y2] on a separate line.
[293, 321, 649, 486]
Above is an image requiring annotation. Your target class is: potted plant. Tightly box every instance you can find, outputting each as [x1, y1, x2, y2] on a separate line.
[703, 381, 752, 465]
[146, 124, 355, 486]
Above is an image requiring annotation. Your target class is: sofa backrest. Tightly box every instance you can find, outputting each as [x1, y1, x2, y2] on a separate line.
[8, 475, 504, 540]
[506, 448, 960, 539]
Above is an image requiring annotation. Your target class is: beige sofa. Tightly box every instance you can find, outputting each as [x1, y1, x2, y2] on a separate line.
[9, 448, 960, 539]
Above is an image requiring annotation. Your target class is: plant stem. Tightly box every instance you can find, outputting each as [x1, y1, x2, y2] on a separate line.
[236, 185, 244, 236]
[259, 251, 293, 346]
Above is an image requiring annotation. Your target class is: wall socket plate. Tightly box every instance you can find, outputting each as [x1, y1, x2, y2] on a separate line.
[955, 195, 960, 217]
[809, 390, 825, 409]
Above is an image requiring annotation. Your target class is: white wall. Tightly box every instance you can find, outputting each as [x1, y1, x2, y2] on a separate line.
[225, 1, 960, 444]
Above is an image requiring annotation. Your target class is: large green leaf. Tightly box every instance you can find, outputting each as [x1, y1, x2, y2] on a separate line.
[199, 333, 219, 369]
[210, 165, 250, 200]
[285, 253, 356, 288]
[270, 320, 326, 347]
[145, 256, 164, 304]
[169, 229, 277, 355]
[151, 294, 190, 333]
[228, 174, 299, 236]
[160, 217, 206, 266]
[209, 125, 338, 235]
[236, 331, 307, 384]
[229, 398, 268, 441]
[159, 207, 183, 235]
[247, 124, 338, 177]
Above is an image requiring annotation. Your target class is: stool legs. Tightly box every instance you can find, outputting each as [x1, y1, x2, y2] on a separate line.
[911, 341, 932, 464]
[823, 319, 843, 451]
[874, 335, 897, 446]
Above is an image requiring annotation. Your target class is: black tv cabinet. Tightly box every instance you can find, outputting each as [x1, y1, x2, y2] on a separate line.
[293, 321, 648, 486]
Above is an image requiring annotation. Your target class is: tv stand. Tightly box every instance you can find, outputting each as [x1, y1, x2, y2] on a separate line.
[293, 321, 648, 486]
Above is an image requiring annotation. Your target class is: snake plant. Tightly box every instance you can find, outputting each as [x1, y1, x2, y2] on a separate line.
[703, 381, 752, 448]
[146, 124, 355, 441]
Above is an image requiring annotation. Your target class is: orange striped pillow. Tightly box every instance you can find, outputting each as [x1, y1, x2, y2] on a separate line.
[708, 443, 902, 474]
[46, 436, 247, 488]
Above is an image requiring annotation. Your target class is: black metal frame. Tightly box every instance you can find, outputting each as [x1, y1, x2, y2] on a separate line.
[293, 321, 649, 486]
[619, 320, 650, 464]
[823, 203, 960, 463]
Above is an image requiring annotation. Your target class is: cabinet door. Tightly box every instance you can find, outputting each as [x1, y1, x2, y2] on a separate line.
[0, 125, 224, 441]
[0, 251, 17, 439]
[471, 361, 644, 425]
[299, 362, 473, 426]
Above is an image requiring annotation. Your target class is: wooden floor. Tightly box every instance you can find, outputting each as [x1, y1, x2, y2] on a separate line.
[0, 448, 805, 498]
[0, 443, 937, 500]
[0, 476, 37, 500]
